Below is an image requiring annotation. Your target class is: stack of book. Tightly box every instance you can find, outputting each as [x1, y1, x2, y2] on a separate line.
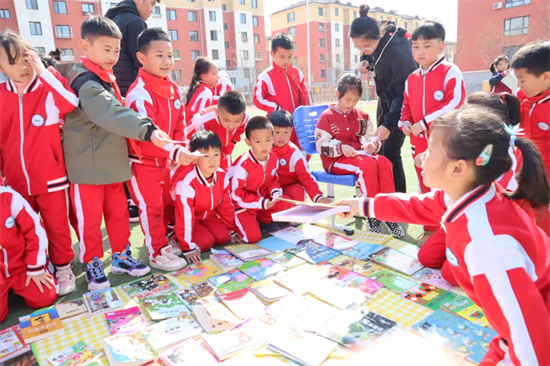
[223, 244, 272, 262]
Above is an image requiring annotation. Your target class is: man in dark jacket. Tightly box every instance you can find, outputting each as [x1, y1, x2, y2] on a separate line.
[105, 0, 157, 97]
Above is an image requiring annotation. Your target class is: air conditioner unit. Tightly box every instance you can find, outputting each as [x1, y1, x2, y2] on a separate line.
[493, 2, 503, 9]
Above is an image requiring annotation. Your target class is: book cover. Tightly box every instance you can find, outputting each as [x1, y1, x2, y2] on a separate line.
[312, 232, 360, 250]
[238, 258, 286, 281]
[412, 310, 498, 364]
[0, 349, 37, 366]
[267, 328, 338, 366]
[174, 287, 203, 309]
[192, 282, 216, 298]
[401, 282, 457, 311]
[285, 239, 341, 264]
[273, 265, 330, 295]
[105, 306, 146, 335]
[0, 325, 28, 361]
[257, 236, 296, 252]
[47, 341, 101, 366]
[142, 316, 202, 354]
[193, 304, 240, 333]
[210, 251, 244, 271]
[121, 273, 178, 300]
[19, 308, 64, 343]
[248, 279, 292, 302]
[369, 247, 424, 275]
[268, 252, 306, 269]
[219, 288, 265, 319]
[272, 204, 350, 224]
[441, 294, 490, 327]
[318, 262, 350, 279]
[342, 243, 387, 260]
[233, 314, 281, 350]
[158, 338, 218, 366]
[201, 332, 245, 361]
[103, 332, 155, 365]
[142, 292, 191, 321]
[224, 244, 272, 261]
[55, 299, 87, 321]
[272, 224, 327, 245]
[411, 268, 456, 291]
[208, 269, 255, 294]
[171, 259, 222, 284]
[328, 255, 383, 276]
[82, 288, 124, 315]
[336, 271, 384, 295]
[368, 269, 418, 294]
[308, 282, 367, 310]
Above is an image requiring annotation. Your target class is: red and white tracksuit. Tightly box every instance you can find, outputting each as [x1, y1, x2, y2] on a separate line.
[272, 142, 323, 202]
[0, 187, 57, 322]
[213, 73, 233, 103]
[125, 68, 185, 258]
[315, 105, 395, 198]
[186, 106, 248, 171]
[253, 62, 310, 150]
[228, 150, 293, 243]
[185, 81, 213, 126]
[0, 69, 78, 266]
[362, 184, 550, 366]
[399, 56, 465, 196]
[172, 165, 237, 252]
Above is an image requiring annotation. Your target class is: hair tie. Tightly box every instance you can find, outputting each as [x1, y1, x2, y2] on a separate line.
[476, 144, 493, 166]
[504, 124, 524, 148]
[501, 93, 507, 105]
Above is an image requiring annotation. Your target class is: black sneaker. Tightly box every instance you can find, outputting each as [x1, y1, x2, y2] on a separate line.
[385, 221, 405, 238]
[367, 218, 383, 234]
[128, 200, 139, 223]
[259, 221, 280, 233]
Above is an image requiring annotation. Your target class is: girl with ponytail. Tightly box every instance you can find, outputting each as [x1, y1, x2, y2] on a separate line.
[488, 55, 512, 93]
[184, 57, 218, 126]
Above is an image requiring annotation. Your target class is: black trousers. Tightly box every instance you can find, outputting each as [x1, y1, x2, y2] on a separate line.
[377, 101, 407, 193]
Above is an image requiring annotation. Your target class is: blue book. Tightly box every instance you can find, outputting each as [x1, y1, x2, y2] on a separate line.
[257, 236, 296, 253]
[285, 239, 341, 264]
[342, 243, 386, 260]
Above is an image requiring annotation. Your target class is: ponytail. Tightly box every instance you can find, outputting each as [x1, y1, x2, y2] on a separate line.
[501, 93, 521, 126]
[489, 55, 510, 73]
[349, 4, 380, 40]
[466, 91, 520, 127]
[186, 57, 214, 106]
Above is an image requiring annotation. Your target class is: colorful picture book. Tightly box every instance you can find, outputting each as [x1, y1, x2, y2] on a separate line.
[142, 292, 190, 321]
[311, 232, 359, 250]
[401, 282, 457, 311]
[411, 268, 456, 291]
[267, 328, 338, 366]
[369, 247, 424, 275]
[218, 288, 265, 319]
[201, 332, 245, 361]
[208, 269, 255, 294]
[121, 273, 178, 300]
[342, 243, 387, 260]
[142, 316, 202, 354]
[171, 259, 223, 284]
[47, 341, 101, 366]
[223, 244, 272, 261]
[441, 294, 490, 327]
[268, 251, 306, 269]
[82, 288, 124, 315]
[336, 271, 384, 295]
[0, 349, 38, 366]
[105, 307, 146, 335]
[55, 299, 87, 321]
[192, 282, 216, 298]
[257, 236, 296, 252]
[238, 258, 286, 281]
[328, 255, 383, 276]
[174, 287, 203, 309]
[272, 224, 327, 245]
[319, 262, 350, 279]
[412, 310, 498, 364]
[158, 338, 219, 366]
[102, 332, 155, 366]
[285, 239, 341, 264]
[210, 250, 244, 271]
[0, 325, 28, 362]
[368, 269, 418, 294]
[19, 308, 64, 343]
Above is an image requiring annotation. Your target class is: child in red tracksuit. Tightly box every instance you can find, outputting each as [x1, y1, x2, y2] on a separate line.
[269, 110, 331, 204]
[489, 55, 512, 93]
[172, 131, 238, 264]
[184, 57, 218, 126]
[228, 117, 294, 243]
[337, 105, 550, 366]
[213, 70, 233, 104]
[315, 73, 403, 236]
[126, 28, 193, 271]
[0, 30, 78, 295]
[254, 33, 310, 152]
[186, 90, 248, 171]
[0, 187, 57, 323]
[399, 22, 465, 243]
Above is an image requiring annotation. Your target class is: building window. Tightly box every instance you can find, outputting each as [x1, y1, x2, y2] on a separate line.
[53, 1, 67, 14]
[171, 70, 182, 81]
[169, 30, 179, 41]
[61, 48, 73, 60]
[153, 6, 161, 17]
[188, 0, 195, 2]
[167, 9, 176, 20]
[29, 22, 42, 36]
[506, 0, 530, 7]
[293, 41, 297, 51]
[231, 77, 236, 84]
[504, 16, 529, 36]
[210, 31, 218, 41]
[191, 50, 200, 60]
[189, 31, 199, 42]
[212, 49, 219, 60]
[253, 16, 259, 26]
[503, 45, 523, 59]
[188, 11, 197, 22]
[252, 0, 258, 8]
[26, 0, 38, 10]
[82, 3, 95, 14]
[335, 54, 340, 62]
[224, 23, 228, 30]
[335, 39, 340, 47]
[241, 32, 248, 42]
[404, 22, 408, 29]
[288, 27, 296, 36]
[254, 34, 260, 44]
[321, 69, 326, 78]
[255, 51, 262, 60]
[209, 11, 216, 21]
[244, 68, 250, 78]
[239, 0, 245, 4]
[225, 42, 229, 49]
[319, 39, 324, 47]
[56, 25, 71, 38]
[240, 13, 246, 23]
[335, 23, 340, 32]
[226, 60, 231, 67]
[0, 9, 11, 18]
[319, 23, 325, 31]
[353, 11, 357, 18]
[173, 50, 181, 60]
[334, 7, 339, 16]
[318, 7, 323, 16]
[320, 54, 325, 62]
[287, 12, 295, 23]
[35, 47, 45, 54]
[222, 4, 226, 11]
[243, 50, 249, 60]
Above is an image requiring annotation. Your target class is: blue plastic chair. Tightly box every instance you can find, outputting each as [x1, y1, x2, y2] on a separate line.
[293, 105, 363, 229]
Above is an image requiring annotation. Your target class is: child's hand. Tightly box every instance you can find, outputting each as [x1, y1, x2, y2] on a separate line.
[402, 122, 412, 136]
[266, 200, 276, 209]
[374, 125, 391, 141]
[230, 233, 245, 244]
[414, 152, 425, 168]
[341, 144, 357, 158]
[411, 123, 424, 136]
[318, 197, 332, 204]
[25, 271, 55, 293]
[178, 148, 198, 166]
[150, 129, 173, 148]
[364, 142, 377, 155]
[184, 249, 201, 264]
[24, 50, 46, 75]
[333, 198, 362, 219]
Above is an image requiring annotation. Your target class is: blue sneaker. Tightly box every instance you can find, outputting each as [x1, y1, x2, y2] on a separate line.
[112, 244, 151, 277]
[85, 257, 110, 291]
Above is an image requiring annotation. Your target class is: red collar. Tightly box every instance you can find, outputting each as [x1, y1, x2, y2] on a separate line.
[272, 61, 293, 74]
[524, 88, 550, 106]
[248, 149, 270, 165]
[138, 68, 174, 100]
[194, 165, 217, 187]
[330, 104, 353, 115]
[81, 57, 122, 104]
[272, 143, 289, 156]
[442, 184, 495, 223]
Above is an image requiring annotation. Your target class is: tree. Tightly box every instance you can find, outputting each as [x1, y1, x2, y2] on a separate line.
[236, 50, 257, 104]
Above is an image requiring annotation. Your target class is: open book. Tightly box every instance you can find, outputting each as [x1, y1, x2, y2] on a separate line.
[272, 199, 350, 224]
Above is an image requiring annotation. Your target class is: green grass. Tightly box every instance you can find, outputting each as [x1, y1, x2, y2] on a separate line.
[2, 104, 422, 328]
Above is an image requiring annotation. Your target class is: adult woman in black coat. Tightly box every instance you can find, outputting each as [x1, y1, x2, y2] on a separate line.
[350, 5, 417, 193]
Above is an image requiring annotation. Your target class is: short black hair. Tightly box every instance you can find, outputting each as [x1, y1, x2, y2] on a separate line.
[271, 33, 293, 53]
[0, 30, 33, 65]
[337, 73, 362, 99]
[412, 21, 445, 42]
[81, 15, 122, 41]
[245, 116, 273, 139]
[218, 90, 246, 115]
[512, 41, 550, 77]
[189, 130, 222, 152]
[138, 28, 170, 53]
[269, 110, 293, 128]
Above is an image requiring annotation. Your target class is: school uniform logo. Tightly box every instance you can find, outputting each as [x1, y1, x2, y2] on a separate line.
[445, 247, 459, 267]
[434, 90, 444, 101]
[5, 216, 15, 229]
[174, 99, 182, 110]
[31, 114, 45, 127]
[271, 168, 277, 176]
[279, 158, 287, 167]
[538, 122, 549, 131]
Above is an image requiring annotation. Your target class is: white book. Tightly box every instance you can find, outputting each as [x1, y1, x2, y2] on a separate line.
[267, 328, 337, 366]
[142, 316, 202, 354]
[272, 205, 350, 224]
[201, 332, 245, 361]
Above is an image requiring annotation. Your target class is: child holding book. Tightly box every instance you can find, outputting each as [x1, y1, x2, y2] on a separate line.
[489, 55, 512, 93]
[337, 105, 550, 365]
[315, 73, 403, 236]
[172, 131, 239, 264]
[0, 30, 78, 295]
[229, 117, 294, 242]
[62, 16, 173, 291]
[185, 57, 218, 126]
[269, 110, 331, 204]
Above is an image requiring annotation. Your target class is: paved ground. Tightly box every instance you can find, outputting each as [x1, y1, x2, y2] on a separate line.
[2, 102, 422, 328]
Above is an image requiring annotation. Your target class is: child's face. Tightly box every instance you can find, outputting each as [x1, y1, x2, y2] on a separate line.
[514, 67, 550, 98]
[496, 60, 509, 72]
[270, 47, 293, 70]
[201, 64, 219, 88]
[273, 126, 292, 147]
[336, 89, 360, 113]
[216, 107, 244, 132]
[412, 38, 445, 69]
[0, 45, 34, 84]
[137, 40, 174, 78]
[195, 147, 221, 178]
[245, 128, 273, 161]
[81, 36, 121, 70]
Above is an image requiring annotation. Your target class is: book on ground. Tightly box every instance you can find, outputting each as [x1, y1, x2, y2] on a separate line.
[105, 307, 146, 335]
[273, 265, 329, 295]
[411, 268, 456, 291]
[238, 258, 286, 281]
[248, 279, 292, 303]
[342, 243, 387, 260]
[368, 269, 418, 294]
[121, 273, 178, 300]
[308, 281, 367, 310]
[267, 328, 338, 366]
[19, 308, 64, 344]
[257, 236, 296, 252]
[142, 316, 202, 354]
[192, 282, 216, 298]
[55, 299, 88, 321]
[272, 224, 327, 245]
[208, 269, 255, 294]
[174, 287, 202, 309]
[223, 244, 272, 261]
[336, 271, 384, 295]
[210, 250, 244, 271]
[328, 255, 384, 276]
[0, 349, 37, 366]
[171, 259, 223, 284]
[441, 294, 490, 327]
[369, 247, 424, 275]
[401, 282, 457, 311]
[285, 239, 341, 264]
[142, 292, 191, 321]
[312, 232, 360, 250]
[318, 262, 350, 279]
[272, 204, 350, 224]
[193, 304, 240, 333]
[233, 315, 282, 350]
[158, 338, 218, 366]
[267, 252, 306, 269]
[218, 288, 265, 319]
[47, 341, 101, 366]
[201, 332, 245, 361]
[102, 332, 155, 366]
[82, 288, 124, 315]
[0, 325, 29, 362]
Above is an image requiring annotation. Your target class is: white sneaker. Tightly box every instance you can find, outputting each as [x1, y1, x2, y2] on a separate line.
[150, 246, 187, 271]
[56, 267, 76, 296]
[167, 236, 183, 256]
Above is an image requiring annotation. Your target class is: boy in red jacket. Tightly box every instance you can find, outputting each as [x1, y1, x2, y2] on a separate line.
[187, 90, 248, 171]
[0, 30, 78, 295]
[0, 187, 57, 323]
[254, 33, 310, 152]
[269, 110, 331, 204]
[172, 131, 238, 264]
[229, 117, 293, 243]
